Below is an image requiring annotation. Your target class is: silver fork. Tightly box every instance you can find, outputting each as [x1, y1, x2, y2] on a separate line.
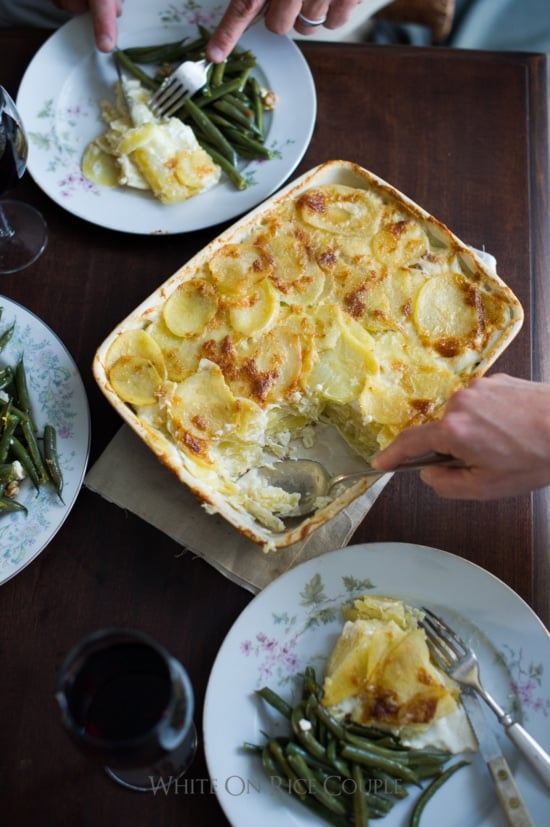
[149, 4, 268, 118]
[421, 607, 550, 790]
[149, 57, 211, 118]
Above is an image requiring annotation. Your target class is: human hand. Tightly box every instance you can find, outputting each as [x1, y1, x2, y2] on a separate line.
[371, 373, 550, 500]
[206, 0, 363, 63]
[53, 0, 123, 51]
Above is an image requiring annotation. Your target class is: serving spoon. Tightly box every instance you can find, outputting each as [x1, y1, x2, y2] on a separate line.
[257, 453, 465, 516]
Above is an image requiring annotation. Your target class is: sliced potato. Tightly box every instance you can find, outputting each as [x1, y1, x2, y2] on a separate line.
[297, 184, 384, 236]
[307, 323, 378, 403]
[265, 231, 325, 306]
[82, 142, 120, 187]
[371, 218, 429, 266]
[148, 317, 203, 381]
[208, 243, 273, 295]
[359, 378, 412, 426]
[170, 365, 238, 438]
[105, 329, 165, 377]
[228, 278, 279, 336]
[109, 355, 163, 405]
[230, 326, 302, 404]
[163, 279, 218, 338]
[413, 271, 482, 353]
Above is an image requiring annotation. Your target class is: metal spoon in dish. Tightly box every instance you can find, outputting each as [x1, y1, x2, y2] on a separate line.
[257, 453, 465, 516]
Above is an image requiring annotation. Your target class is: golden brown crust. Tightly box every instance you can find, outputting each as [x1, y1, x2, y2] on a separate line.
[93, 161, 523, 549]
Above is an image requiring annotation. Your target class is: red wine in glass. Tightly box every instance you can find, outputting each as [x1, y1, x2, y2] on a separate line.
[56, 629, 197, 791]
[0, 85, 48, 274]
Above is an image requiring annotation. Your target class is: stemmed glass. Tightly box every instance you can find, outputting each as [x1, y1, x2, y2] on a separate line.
[0, 85, 48, 274]
[56, 628, 198, 792]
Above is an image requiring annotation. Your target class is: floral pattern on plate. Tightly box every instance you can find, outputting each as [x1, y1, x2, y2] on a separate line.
[205, 542, 550, 827]
[0, 297, 90, 584]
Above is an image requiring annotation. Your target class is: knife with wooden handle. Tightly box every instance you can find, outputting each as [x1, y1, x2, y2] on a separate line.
[461, 691, 534, 827]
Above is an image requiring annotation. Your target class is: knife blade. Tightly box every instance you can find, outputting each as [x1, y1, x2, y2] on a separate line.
[461, 691, 534, 827]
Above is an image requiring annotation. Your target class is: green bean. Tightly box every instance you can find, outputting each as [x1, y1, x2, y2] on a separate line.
[326, 738, 352, 778]
[196, 142, 248, 191]
[21, 419, 48, 484]
[256, 686, 293, 718]
[221, 126, 275, 160]
[0, 365, 14, 390]
[182, 98, 237, 164]
[291, 702, 327, 760]
[223, 54, 257, 73]
[284, 740, 334, 775]
[351, 763, 369, 827]
[344, 730, 416, 762]
[10, 435, 41, 488]
[195, 76, 248, 107]
[313, 703, 346, 741]
[241, 741, 262, 754]
[268, 739, 308, 798]
[250, 77, 265, 139]
[0, 496, 27, 514]
[210, 60, 226, 87]
[122, 37, 203, 64]
[287, 753, 348, 816]
[368, 768, 409, 799]
[0, 412, 18, 462]
[303, 666, 323, 697]
[409, 760, 469, 827]
[0, 322, 15, 352]
[212, 99, 262, 136]
[261, 743, 283, 781]
[44, 424, 64, 501]
[0, 463, 15, 484]
[115, 49, 159, 92]
[14, 360, 32, 418]
[340, 745, 419, 784]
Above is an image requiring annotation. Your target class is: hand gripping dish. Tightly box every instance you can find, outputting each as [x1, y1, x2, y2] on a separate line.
[93, 161, 523, 550]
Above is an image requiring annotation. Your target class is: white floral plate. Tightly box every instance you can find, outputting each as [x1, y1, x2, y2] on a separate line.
[16, 0, 316, 235]
[0, 297, 90, 585]
[203, 542, 549, 827]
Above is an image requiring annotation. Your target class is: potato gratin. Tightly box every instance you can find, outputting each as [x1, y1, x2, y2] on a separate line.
[93, 162, 523, 549]
[82, 78, 221, 203]
[322, 595, 476, 752]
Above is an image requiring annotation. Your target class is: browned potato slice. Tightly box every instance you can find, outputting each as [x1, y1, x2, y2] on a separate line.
[371, 218, 429, 267]
[208, 243, 273, 295]
[105, 329, 165, 377]
[297, 184, 384, 236]
[228, 279, 279, 336]
[163, 279, 218, 337]
[109, 356, 163, 405]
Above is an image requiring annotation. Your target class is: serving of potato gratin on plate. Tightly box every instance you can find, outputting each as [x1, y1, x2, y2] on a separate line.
[93, 161, 523, 550]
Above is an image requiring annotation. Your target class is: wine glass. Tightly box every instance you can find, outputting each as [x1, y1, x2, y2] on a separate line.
[56, 628, 198, 792]
[0, 85, 48, 274]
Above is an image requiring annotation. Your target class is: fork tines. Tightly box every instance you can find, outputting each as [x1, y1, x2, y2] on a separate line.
[149, 58, 210, 118]
[149, 76, 188, 118]
[420, 607, 466, 669]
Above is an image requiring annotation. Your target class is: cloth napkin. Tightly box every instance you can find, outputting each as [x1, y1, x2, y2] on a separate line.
[85, 425, 390, 594]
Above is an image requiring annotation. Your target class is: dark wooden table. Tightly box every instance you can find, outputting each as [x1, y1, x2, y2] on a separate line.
[1, 27, 549, 827]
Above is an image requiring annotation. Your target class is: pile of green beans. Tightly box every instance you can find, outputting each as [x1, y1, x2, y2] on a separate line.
[245, 667, 469, 826]
[117, 26, 276, 190]
[0, 312, 63, 516]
